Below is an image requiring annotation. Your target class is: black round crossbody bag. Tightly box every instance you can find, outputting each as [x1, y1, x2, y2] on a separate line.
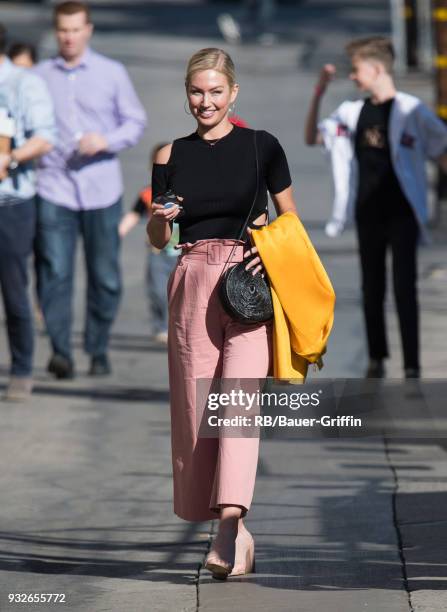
[218, 132, 274, 324]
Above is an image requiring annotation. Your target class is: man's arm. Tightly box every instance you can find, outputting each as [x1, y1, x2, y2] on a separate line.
[0, 136, 52, 175]
[0, 73, 55, 176]
[79, 64, 146, 157]
[23, 73, 57, 147]
[103, 63, 147, 154]
[418, 104, 447, 168]
[305, 64, 336, 146]
[12, 136, 52, 162]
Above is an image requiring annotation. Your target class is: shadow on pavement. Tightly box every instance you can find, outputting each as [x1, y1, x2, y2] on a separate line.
[0, 521, 208, 584]
[0, 376, 169, 403]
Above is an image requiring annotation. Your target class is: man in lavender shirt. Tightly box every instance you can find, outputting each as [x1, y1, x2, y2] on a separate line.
[35, 1, 146, 379]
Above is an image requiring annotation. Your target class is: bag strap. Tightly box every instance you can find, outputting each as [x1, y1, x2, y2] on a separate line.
[221, 130, 260, 275]
[236, 130, 259, 241]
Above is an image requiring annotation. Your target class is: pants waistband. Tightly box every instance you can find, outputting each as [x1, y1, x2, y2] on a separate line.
[178, 239, 245, 265]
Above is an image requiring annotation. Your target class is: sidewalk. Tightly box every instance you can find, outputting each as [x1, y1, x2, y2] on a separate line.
[1, 2, 447, 610]
[1, 315, 446, 612]
[1, 187, 446, 612]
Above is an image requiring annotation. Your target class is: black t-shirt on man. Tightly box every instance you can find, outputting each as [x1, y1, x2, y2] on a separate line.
[355, 98, 412, 220]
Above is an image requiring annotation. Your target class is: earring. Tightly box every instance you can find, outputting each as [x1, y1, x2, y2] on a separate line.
[228, 103, 236, 117]
[184, 100, 191, 115]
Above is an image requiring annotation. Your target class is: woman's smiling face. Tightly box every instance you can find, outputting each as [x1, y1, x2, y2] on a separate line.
[186, 69, 239, 129]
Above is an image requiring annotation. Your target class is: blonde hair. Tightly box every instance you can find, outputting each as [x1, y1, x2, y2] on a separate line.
[185, 48, 236, 89]
[345, 36, 395, 74]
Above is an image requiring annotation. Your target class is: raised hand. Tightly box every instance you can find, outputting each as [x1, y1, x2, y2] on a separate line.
[316, 64, 336, 96]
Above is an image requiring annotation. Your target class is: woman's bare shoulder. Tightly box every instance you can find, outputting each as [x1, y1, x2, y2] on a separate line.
[154, 144, 173, 165]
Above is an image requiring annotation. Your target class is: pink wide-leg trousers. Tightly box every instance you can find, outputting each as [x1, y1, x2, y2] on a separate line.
[167, 239, 272, 522]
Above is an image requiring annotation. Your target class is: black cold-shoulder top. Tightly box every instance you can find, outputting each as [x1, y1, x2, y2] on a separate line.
[151, 125, 292, 244]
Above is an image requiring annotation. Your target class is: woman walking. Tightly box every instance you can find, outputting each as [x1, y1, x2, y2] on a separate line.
[147, 48, 297, 578]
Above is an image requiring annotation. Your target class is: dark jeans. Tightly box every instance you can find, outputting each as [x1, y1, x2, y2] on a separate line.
[356, 204, 420, 370]
[146, 250, 177, 334]
[0, 199, 36, 376]
[35, 198, 122, 360]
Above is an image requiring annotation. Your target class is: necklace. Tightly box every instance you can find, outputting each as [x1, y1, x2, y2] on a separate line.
[197, 125, 235, 147]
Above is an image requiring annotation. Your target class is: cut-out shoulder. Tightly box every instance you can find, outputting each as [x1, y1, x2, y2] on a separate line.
[154, 143, 172, 165]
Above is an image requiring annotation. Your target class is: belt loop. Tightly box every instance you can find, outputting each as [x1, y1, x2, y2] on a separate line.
[207, 242, 221, 265]
[230, 243, 244, 264]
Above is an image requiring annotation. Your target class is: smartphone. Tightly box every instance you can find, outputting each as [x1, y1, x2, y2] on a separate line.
[163, 202, 183, 212]
[155, 190, 184, 218]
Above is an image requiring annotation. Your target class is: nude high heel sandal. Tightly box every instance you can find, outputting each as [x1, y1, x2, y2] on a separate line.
[229, 530, 255, 576]
[204, 549, 234, 580]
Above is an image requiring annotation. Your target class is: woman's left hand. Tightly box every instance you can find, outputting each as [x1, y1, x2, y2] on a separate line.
[244, 229, 265, 276]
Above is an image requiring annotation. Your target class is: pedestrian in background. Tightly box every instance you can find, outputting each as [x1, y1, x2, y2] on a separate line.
[305, 37, 447, 379]
[35, 1, 146, 379]
[8, 42, 37, 68]
[218, 0, 277, 46]
[9, 42, 46, 330]
[119, 142, 178, 346]
[148, 47, 296, 579]
[0, 23, 55, 401]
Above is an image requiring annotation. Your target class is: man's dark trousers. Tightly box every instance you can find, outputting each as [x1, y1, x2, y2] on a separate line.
[35, 198, 122, 361]
[356, 204, 420, 371]
[0, 199, 36, 376]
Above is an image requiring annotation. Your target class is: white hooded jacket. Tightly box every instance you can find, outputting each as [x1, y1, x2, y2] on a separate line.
[319, 91, 447, 242]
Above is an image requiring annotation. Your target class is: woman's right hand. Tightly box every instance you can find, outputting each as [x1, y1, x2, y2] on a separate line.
[151, 196, 184, 223]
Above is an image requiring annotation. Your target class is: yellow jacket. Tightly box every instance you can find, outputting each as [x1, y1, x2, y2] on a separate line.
[252, 212, 336, 382]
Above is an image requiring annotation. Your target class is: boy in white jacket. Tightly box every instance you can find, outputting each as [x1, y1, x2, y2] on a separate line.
[305, 36, 447, 378]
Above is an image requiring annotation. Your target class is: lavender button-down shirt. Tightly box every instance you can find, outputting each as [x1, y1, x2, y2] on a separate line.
[35, 48, 147, 210]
